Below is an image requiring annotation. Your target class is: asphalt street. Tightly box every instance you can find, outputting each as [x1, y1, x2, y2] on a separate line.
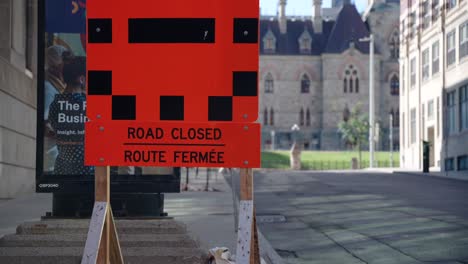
[232, 170, 468, 264]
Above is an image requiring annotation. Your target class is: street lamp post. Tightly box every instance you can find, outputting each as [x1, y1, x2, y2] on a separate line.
[389, 114, 394, 168]
[359, 34, 375, 168]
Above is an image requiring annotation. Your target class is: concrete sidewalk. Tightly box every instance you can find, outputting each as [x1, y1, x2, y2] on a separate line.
[363, 167, 468, 181]
[166, 167, 238, 252]
[0, 168, 238, 255]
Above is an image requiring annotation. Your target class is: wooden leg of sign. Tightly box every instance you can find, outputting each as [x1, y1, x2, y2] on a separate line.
[109, 208, 124, 264]
[236, 168, 260, 264]
[95, 166, 110, 264]
[251, 208, 260, 264]
[81, 166, 123, 264]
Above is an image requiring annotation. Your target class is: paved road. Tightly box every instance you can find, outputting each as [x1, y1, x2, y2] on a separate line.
[240, 171, 468, 264]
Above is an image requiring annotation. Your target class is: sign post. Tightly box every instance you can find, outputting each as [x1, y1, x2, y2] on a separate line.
[237, 168, 260, 263]
[83, 0, 260, 262]
[81, 166, 123, 264]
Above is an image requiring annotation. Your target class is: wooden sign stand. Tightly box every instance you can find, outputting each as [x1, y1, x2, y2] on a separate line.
[81, 166, 124, 264]
[236, 168, 260, 264]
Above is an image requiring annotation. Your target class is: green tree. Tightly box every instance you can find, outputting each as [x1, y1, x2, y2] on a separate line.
[338, 106, 369, 168]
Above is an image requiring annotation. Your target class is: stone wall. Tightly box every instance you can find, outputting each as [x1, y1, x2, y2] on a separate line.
[0, 0, 38, 198]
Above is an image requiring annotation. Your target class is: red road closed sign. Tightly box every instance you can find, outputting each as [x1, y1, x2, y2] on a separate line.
[85, 0, 260, 167]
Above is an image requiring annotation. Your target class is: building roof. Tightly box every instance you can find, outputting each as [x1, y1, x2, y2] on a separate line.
[259, 3, 372, 55]
[325, 4, 370, 54]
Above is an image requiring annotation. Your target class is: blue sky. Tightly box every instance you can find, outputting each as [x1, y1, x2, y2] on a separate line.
[260, 0, 368, 16]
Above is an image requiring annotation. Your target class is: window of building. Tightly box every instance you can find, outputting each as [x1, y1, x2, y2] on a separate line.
[422, 103, 425, 132]
[447, 91, 456, 134]
[389, 29, 399, 59]
[422, 1, 430, 30]
[402, 65, 405, 94]
[264, 73, 274, 93]
[432, 0, 440, 22]
[458, 155, 468, 170]
[390, 109, 399, 127]
[447, 30, 456, 67]
[460, 21, 468, 60]
[445, 158, 454, 171]
[390, 74, 399, 96]
[410, 58, 416, 87]
[432, 41, 440, 75]
[301, 74, 310, 93]
[299, 108, 305, 126]
[410, 12, 416, 38]
[263, 29, 276, 53]
[270, 108, 274, 126]
[447, 0, 457, 10]
[26, 0, 33, 72]
[422, 49, 430, 81]
[298, 29, 312, 54]
[306, 108, 311, 127]
[411, 108, 416, 144]
[263, 108, 268, 126]
[344, 66, 359, 93]
[428, 99, 434, 120]
[402, 19, 406, 39]
[460, 85, 468, 130]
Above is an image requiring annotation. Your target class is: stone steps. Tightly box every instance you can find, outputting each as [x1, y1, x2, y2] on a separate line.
[17, 219, 187, 235]
[0, 233, 198, 248]
[0, 219, 207, 264]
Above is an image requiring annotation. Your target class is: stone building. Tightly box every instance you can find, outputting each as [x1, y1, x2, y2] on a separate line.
[399, 0, 468, 171]
[259, 0, 401, 150]
[0, 0, 38, 198]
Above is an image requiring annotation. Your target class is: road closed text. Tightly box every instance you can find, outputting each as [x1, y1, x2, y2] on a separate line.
[85, 122, 260, 167]
[124, 150, 225, 164]
[127, 127, 222, 140]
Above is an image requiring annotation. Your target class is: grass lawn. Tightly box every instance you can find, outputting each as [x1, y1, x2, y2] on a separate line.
[262, 151, 400, 169]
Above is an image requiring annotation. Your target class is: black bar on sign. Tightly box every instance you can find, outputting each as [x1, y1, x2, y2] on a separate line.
[129, 18, 215, 43]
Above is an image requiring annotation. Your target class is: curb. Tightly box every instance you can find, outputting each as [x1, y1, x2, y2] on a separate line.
[393, 170, 468, 181]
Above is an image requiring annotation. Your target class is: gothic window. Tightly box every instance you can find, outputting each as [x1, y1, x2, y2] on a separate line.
[390, 109, 400, 127]
[395, 109, 400, 127]
[344, 65, 359, 93]
[306, 108, 311, 126]
[299, 108, 304, 126]
[389, 29, 400, 59]
[298, 29, 312, 54]
[390, 74, 399, 96]
[263, 108, 268, 126]
[301, 74, 310, 93]
[263, 29, 276, 54]
[264, 73, 274, 93]
[270, 108, 274, 126]
[355, 78, 359, 93]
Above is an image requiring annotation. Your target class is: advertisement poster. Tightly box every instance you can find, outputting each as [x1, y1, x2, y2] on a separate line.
[38, 0, 178, 193]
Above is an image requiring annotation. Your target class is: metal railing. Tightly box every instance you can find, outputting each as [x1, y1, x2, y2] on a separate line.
[261, 159, 400, 170]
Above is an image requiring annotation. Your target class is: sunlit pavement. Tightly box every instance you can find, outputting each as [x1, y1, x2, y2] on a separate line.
[250, 170, 468, 264]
